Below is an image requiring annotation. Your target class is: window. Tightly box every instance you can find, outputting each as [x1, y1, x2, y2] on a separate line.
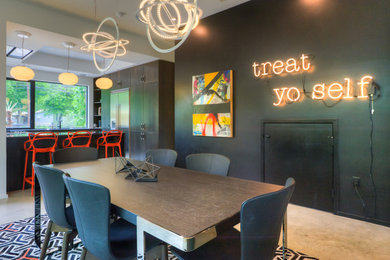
[6, 79, 88, 129]
[35, 82, 87, 129]
[6, 80, 31, 128]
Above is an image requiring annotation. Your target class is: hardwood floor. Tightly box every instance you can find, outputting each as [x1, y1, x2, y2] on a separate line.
[1, 189, 390, 260]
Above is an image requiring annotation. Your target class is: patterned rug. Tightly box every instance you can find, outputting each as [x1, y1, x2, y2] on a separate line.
[0, 216, 318, 259]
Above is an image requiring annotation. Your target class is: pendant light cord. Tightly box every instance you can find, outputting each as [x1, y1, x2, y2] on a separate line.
[21, 36, 25, 58]
[94, 0, 97, 20]
[67, 47, 70, 72]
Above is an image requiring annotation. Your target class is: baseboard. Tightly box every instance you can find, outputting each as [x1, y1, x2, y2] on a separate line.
[0, 193, 8, 200]
[336, 211, 390, 227]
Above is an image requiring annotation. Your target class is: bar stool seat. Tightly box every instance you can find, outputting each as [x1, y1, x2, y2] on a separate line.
[23, 132, 58, 196]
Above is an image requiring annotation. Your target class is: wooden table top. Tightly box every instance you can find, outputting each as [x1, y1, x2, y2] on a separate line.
[52, 158, 282, 238]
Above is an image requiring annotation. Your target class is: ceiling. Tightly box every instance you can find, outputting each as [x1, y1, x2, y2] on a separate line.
[7, 0, 250, 77]
[23, 0, 250, 37]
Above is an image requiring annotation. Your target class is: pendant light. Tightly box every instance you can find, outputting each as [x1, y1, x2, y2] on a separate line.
[81, 0, 129, 73]
[10, 31, 35, 81]
[95, 76, 113, 89]
[58, 42, 79, 85]
[95, 55, 113, 90]
[136, 0, 202, 53]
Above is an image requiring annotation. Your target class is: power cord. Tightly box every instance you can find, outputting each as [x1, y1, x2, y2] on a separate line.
[353, 181, 367, 216]
[368, 93, 377, 218]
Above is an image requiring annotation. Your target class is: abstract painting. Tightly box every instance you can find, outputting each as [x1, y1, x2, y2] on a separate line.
[192, 70, 233, 137]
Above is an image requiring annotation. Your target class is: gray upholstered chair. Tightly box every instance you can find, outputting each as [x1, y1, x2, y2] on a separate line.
[171, 178, 295, 260]
[145, 149, 178, 167]
[62, 175, 167, 260]
[33, 163, 77, 260]
[185, 153, 230, 176]
[52, 147, 98, 164]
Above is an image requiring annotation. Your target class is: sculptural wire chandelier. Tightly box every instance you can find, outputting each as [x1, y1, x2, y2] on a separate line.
[136, 0, 202, 53]
[81, 17, 129, 73]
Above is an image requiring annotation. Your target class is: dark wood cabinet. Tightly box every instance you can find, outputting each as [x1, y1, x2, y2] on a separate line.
[129, 61, 174, 160]
[97, 60, 174, 161]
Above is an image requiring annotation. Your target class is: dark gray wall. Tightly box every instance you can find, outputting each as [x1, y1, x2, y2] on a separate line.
[174, 0, 390, 224]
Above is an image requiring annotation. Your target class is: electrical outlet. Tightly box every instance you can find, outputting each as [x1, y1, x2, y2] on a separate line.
[352, 176, 360, 187]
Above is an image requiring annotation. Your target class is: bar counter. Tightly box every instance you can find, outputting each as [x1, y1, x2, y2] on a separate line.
[6, 128, 124, 192]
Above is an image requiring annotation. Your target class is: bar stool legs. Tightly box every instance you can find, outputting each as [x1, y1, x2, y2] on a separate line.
[23, 150, 29, 191]
[23, 151, 35, 196]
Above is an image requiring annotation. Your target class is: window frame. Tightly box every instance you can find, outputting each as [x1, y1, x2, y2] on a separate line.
[6, 77, 89, 131]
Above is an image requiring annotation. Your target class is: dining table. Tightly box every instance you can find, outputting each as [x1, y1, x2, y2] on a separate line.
[34, 157, 282, 259]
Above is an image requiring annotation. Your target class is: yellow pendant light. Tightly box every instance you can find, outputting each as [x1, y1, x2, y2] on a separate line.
[58, 42, 79, 85]
[58, 72, 79, 85]
[10, 31, 35, 81]
[95, 77, 113, 89]
[10, 66, 35, 81]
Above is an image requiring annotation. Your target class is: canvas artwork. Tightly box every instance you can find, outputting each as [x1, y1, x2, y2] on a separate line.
[192, 70, 233, 137]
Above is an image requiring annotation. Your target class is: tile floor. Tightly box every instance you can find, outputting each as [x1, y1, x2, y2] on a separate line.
[1, 189, 390, 260]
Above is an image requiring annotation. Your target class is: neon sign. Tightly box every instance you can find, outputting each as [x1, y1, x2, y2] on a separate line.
[252, 54, 312, 78]
[272, 75, 374, 106]
[252, 54, 375, 106]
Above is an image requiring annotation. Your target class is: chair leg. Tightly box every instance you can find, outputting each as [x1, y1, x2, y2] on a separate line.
[31, 152, 36, 196]
[118, 145, 122, 157]
[112, 146, 115, 157]
[61, 230, 72, 260]
[282, 211, 288, 260]
[39, 220, 53, 260]
[80, 247, 87, 260]
[105, 146, 108, 158]
[23, 151, 28, 190]
[145, 244, 169, 260]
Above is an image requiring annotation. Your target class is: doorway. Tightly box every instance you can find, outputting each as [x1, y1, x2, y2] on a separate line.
[263, 120, 336, 212]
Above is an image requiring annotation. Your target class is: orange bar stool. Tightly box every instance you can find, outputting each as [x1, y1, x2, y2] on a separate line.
[96, 130, 123, 158]
[63, 131, 92, 148]
[23, 132, 58, 196]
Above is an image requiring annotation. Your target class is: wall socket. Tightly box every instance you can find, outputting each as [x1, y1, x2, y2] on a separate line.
[352, 176, 360, 187]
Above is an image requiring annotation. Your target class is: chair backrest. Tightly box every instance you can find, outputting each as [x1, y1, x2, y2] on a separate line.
[240, 178, 295, 260]
[33, 163, 74, 229]
[31, 132, 58, 150]
[63, 131, 92, 148]
[146, 149, 177, 167]
[53, 147, 98, 164]
[185, 153, 230, 176]
[105, 130, 122, 144]
[63, 175, 113, 260]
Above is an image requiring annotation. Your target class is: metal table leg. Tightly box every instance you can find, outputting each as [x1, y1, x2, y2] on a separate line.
[137, 217, 145, 260]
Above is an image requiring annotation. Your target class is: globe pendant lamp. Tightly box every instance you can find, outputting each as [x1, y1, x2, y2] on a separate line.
[58, 42, 79, 85]
[10, 31, 35, 81]
[95, 76, 113, 90]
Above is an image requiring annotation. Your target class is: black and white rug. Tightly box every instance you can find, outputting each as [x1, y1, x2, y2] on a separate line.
[0, 216, 318, 259]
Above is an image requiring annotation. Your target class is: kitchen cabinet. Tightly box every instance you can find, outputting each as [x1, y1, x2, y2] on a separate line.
[97, 60, 174, 161]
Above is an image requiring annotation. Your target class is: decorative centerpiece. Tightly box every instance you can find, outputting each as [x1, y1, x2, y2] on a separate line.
[115, 155, 159, 182]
